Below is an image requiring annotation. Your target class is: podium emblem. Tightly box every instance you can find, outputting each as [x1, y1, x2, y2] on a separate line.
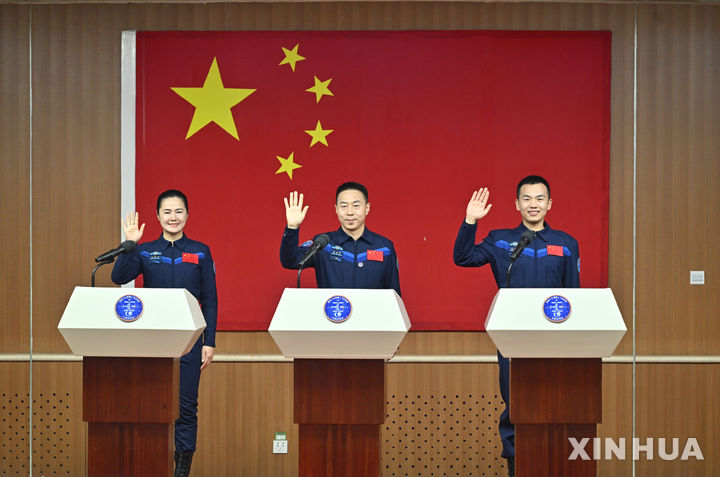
[324, 295, 352, 323]
[543, 295, 571, 323]
[115, 294, 144, 322]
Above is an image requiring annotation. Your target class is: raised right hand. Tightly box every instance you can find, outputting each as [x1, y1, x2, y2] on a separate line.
[465, 188, 493, 224]
[284, 191, 309, 229]
[122, 211, 146, 243]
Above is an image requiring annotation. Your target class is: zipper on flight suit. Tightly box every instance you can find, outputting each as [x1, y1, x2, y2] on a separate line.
[170, 240, 176, 287]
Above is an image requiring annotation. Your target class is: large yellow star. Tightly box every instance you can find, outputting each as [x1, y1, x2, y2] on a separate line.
[306, 76, 334, 103]
[305, 121, 333, 147]
[275, 152, 302, 179]
[278, 44, 306, 72]
[171, 57, 256, 140]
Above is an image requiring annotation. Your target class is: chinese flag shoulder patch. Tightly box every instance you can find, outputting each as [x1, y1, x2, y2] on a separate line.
[182, 252, 200, 264]
[367, 249, 384, 262]
[547, 245, 564, 257]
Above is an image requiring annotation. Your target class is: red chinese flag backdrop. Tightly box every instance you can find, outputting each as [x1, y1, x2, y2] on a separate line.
[134, 31, 610, 331]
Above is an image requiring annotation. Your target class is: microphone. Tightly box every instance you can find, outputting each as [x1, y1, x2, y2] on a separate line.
[95, 240, 137, 263]
[509, 229, 536, 261]
[297, 234, 330, 268]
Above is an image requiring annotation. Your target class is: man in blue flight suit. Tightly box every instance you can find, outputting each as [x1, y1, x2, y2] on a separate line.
[280, 182, 400, 295]
[453, 175, 580, 477]
[111, 190, 217, 477]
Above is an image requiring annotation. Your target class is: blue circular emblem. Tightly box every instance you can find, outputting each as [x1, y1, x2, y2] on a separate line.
[543, 295, 571, 323]
[324, 295, 352, 323]
[115, 294, 144, 322]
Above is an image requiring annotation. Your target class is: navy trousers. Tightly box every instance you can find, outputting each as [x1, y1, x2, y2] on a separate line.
[497, 350, 515, 458]
[175, 337, 203, 453]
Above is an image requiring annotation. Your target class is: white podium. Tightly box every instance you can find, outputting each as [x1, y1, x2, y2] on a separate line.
[59, 286, 206, 357]
[269, 288, 410, 359]
[485, 288, 626, 477]
[58, 286, 206, 477]
[269, 288, 411, 477]
[485, 287, 626, 358]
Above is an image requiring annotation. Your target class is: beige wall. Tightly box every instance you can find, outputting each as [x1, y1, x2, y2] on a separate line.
[1, 1, 718, 476]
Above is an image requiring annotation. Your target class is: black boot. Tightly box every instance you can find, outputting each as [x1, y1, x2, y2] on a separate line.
[506, 456, 515, 477]
[174, 450, 194, 477]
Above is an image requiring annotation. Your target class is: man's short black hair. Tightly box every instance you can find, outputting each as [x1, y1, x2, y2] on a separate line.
[516, 175, 551, 199]
[156, 189, 189, 213]
[336, 182, 368, 203]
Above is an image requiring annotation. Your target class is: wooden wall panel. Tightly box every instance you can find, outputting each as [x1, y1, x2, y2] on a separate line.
[215, 331, 282, 354]
[30, 362, 85, 477]
[213, 329, 502, 356]
[0, 362, 637, 477]
[195, 362, 297, 476]
[191, 362, 640, 477]
[194, 362, 512, 477]
[636, 364, 719, 476]
[636, 4, 720, 355]
[397, 331, 497, 355]
[0, 5, 30, 353]
[606, 3, 637, 356]
[383, 363, 506, 476]
[597, 363, 633, 477]
[31, 4, 124, 352]
[0, 363, 30, 476]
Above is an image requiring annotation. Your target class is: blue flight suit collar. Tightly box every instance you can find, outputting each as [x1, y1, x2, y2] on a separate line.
[155, 233, 190, 251]
[330, 227, 375, 246]
[513, 222, 554, 245]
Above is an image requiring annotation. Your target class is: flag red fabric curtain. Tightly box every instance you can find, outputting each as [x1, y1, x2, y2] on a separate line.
[134, 30, 610, 330]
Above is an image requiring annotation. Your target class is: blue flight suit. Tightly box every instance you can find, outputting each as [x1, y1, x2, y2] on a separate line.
[111, 234, 218, 454]
[453, 221, 580, 458]
[280, 226, 401, 295]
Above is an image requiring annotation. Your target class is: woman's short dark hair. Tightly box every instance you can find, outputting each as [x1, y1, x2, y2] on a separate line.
[156, 189, 189, 213]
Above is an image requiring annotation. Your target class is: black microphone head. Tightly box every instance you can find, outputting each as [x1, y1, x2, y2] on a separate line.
[314, 234, 330, 248]
[520, 229, 536, 244]
[120, 240, 137, 252]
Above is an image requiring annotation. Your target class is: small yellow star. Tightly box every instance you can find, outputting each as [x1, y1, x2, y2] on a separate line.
[304, 121, 333, 147]
[275, 152, 302, 179]
[278, 44, 306, 72]
[306, 76, 334, 103]
[171, 58, 256, 140]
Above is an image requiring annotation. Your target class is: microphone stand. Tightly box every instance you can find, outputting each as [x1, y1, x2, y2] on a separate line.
[91, 258, 114, 287]
[506, 257, 518, 288]
[297, 266, 304, 289]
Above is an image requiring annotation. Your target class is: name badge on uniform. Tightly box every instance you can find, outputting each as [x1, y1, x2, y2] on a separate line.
[330, 245, 344, 262]
[547, 245, 564, 257]
[367, 249, 384, 262]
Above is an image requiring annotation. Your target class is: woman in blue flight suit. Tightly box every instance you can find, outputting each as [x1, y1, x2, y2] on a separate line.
[111, 189, 217, 477]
